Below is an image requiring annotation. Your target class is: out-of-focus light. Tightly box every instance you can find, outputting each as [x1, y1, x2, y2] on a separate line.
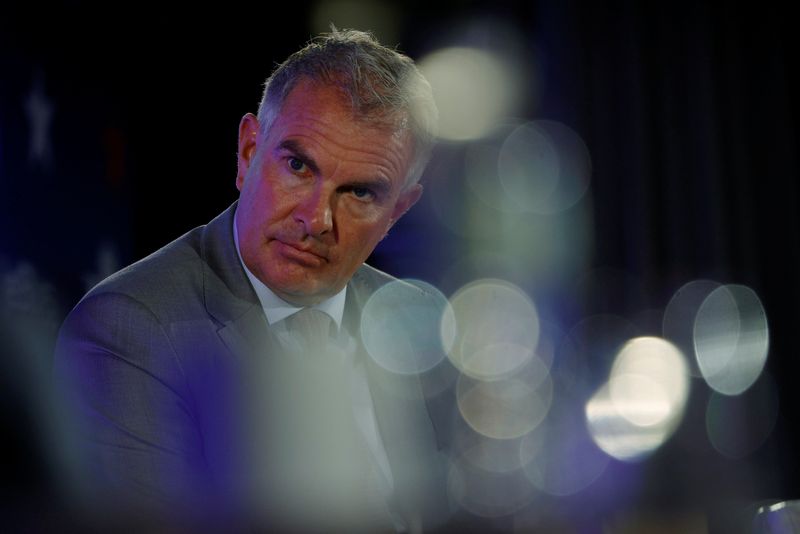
[418, 47, 518, 141]
[498, 120, 592, 214]
[586, 384, 674, 461]
[706, 373, 779, 459]
[248, 342, 400, 528]
[465, 136, 525, 215]
[429, 133, 594, 287]
[753, 500, 800, 533]
[361, 279, 452, 374]
[522, 403, 609, 496]
[532, 320, 560, 374]
[608, 375, 672, 426]
[663, 279, 722, 377]
[447, 457, 537, 518]
[586, 337, 688, 461]
[609, 337, 689, 427]
[693, 284, 769, 395]
[454, 428, 530, 474]
[427, 148, 518, 241]
[310, 0, 401, 45]
[442, 279, 539, 380]
[415, 356, 461, 401]
[462, 120, 592, 217]
[518, 419, 547, 463]
[456, 363, 552, 440]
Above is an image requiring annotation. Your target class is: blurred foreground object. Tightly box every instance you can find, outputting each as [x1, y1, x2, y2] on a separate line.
[754, 501, 800, 533]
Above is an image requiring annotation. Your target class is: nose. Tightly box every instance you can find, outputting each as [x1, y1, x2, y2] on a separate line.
[293, 183, 333, 237]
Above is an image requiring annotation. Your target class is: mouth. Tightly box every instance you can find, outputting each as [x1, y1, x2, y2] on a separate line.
[274, 240, 328, 267]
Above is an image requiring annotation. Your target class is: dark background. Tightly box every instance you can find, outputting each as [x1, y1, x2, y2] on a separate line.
[1, 1, 797, 530]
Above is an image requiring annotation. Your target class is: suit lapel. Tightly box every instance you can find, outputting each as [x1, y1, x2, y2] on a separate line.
[345, 267, 439, 444]
[198, 202, 277, 359]
[345, 269, 446, 525]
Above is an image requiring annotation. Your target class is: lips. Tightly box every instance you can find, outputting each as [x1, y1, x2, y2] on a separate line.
[275, 239, 328, 266]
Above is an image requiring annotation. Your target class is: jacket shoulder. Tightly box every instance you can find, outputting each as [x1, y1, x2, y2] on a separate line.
[80, 226, 206, 321]
[352, 263, 396, 289]
[353, 264, 435, 299]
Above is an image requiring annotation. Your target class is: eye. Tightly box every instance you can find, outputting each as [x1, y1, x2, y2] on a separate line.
[351, 186, 375, 201]
[287, 157, 307, 173]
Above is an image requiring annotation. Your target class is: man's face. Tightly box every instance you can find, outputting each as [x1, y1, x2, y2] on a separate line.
[235, 80, 422, 306]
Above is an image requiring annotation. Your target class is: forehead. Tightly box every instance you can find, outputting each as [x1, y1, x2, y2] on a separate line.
[275, 77, 404, 128]
[265, 81, 413, 183]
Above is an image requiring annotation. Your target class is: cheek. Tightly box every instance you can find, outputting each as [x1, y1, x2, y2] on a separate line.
[240, 171, 288, 222]
[238, 172, 262, 215]
[344, 219, 391, 255]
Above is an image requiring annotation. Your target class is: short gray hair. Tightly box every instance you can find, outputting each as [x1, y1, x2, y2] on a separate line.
[256, 28, 438, 188]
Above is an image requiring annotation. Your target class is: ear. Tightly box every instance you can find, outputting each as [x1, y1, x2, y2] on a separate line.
[236, 113, 260, 191]
[387, 184, 423, 230]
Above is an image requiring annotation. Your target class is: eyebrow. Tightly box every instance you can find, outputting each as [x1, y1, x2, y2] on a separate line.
[275, 139, 321, 175]
[277, 138, 395, 194]
[351, 177, 392, 196]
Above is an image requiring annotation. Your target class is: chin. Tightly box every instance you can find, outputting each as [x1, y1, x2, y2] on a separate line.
[267, 278, 327, 304]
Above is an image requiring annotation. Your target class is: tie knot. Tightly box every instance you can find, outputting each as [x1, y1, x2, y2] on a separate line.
[285, 308, 333, 355]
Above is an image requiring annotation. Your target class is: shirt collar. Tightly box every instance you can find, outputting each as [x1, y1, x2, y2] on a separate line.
[232, 209, 346, 330]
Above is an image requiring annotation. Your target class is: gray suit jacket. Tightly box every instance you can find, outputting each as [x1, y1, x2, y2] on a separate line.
[54, 202, 448, 531]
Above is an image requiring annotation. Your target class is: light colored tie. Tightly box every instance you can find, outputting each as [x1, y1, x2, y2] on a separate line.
[283, 308, 333, 356]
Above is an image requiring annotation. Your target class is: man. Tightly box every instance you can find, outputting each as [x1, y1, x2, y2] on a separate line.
[54, 29, 447, 532]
